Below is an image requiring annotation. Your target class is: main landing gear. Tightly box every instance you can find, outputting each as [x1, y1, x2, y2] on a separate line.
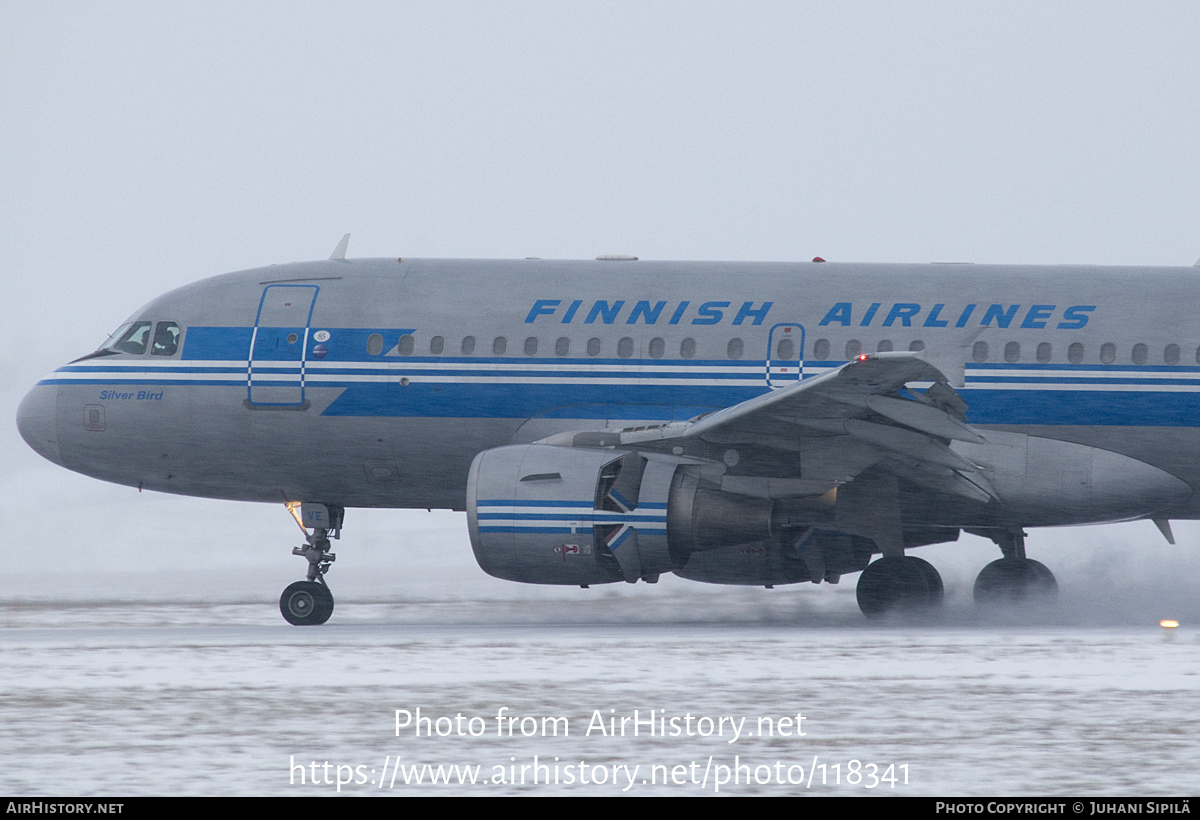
[973, 529, 1057, 604]
[853, 528, 1057, 618]
[856, 555, 944, 619]
[279, 502, 344, 626]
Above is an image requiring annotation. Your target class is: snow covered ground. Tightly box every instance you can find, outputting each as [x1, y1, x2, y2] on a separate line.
[2, 562, 1197, 796]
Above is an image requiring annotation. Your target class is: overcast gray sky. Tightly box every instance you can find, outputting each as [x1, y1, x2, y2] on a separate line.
[5, 1, 1200, 607]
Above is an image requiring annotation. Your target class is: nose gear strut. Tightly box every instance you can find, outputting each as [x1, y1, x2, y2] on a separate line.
[279, 501, 344, 625]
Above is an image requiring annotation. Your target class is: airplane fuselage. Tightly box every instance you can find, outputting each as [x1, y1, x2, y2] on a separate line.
[20, 257, 1199, 523]
[20, 253, 1200, 618]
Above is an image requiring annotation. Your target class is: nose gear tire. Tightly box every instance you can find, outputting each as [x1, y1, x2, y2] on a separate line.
[280, 581, 335, 625]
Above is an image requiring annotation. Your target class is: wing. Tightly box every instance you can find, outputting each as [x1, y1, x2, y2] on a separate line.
[540, 352, 997, 505]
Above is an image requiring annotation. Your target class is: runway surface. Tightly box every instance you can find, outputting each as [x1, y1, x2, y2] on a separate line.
[2, 579, 1198, 796]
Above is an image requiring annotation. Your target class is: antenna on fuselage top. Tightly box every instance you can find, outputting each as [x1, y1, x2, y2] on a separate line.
[329, 233, 351, 261]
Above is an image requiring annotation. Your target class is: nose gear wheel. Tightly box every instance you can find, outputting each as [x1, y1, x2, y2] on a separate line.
[280, 581, 334, 625]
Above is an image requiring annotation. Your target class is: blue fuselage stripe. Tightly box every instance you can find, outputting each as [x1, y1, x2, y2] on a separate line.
[45, 327, 1200, 427]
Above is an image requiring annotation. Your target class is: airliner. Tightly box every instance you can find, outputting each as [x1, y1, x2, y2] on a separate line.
[16, 237, 1196, 624]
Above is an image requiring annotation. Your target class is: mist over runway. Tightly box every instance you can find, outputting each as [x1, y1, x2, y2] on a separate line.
[2, 559, 1198, 796]
[4, 464, 1200, 796]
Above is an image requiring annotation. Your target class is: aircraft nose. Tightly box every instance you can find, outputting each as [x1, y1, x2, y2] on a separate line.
[16, 383, 63, 467]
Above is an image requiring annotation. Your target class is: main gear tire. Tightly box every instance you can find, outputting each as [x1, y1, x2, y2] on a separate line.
[973, 558, 1058, 605]
[856, 556, 942, 619]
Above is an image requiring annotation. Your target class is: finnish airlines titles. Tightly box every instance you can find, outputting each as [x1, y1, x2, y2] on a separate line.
[524, 299, 1096, 330]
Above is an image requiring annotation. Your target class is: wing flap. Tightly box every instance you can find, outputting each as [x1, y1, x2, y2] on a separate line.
[540, 352, 994, 506]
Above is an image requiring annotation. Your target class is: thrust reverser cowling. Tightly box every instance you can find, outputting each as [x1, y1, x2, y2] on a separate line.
[467, 444, 791, 585]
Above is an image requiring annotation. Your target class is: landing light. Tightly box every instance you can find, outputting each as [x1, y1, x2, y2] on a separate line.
[284, 500, 307, 534]
[1160, 619, 1179, 629]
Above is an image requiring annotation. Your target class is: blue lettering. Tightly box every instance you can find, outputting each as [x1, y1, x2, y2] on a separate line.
[561, 299, 583, 323]
[692, 301, 730, 326]
[923, 303, 949, 328]
[1020, 304, 1056, 329]
[585, 300, 625, 324]
[955, 304, 976, 328]
[883, 303, 921, 327]
[627, 300, 667, 324]
[981, 304, 1020, 328]
[525, 299, 560, 323]
[860, 303, 881, 327]
[1057, 305, 1095, 330]
[668, 301, 690, 324]
[732, 301, 773, 326]
[819, 303, 852, 327]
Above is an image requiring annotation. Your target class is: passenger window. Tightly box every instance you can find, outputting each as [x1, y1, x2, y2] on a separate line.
[649, 337, 665, 359]
[430, 336, 445, 355]
[1100, 343, 1116, 364]
[493, 336, 507, 356]
[972, 341, 988, 362]
[367, 333, 384, 356]
[877, 339, 893, 353]
[1165, 344, 1180, 365]
[1131, 343, 1147, 365]
[845, 339, 862, 359]
[1004, 342, 1020, 363]
[1068, 342, 1084, 364]
[776, 338, 795, 359]
[1036, 342, 1051, 363]
[814, 339, 830, 359]
[151, 322, 180, 357]
[398, 334, 415, 356]
[727, 338, 744, 359]
[618, 337, 634, 359]
[587, 337, 601, 357]
[461, 336, 476, 355]
[524, 337, 539, 356]
[680, 338, 696, 359]
[107, 321, 152, 355]
[555, 337, 570, 357]
[909, 340, 925, 352]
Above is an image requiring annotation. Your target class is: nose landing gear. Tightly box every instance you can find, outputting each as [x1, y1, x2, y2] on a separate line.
[279, 501, 343, 626]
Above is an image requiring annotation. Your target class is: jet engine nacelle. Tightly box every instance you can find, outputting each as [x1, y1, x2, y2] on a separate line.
[466, 444, 789, 585]
[674, 528, 874, 586]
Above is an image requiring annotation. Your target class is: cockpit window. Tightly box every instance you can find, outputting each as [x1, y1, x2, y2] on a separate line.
[103, 321, 153, 355]
[152, 322, 181, 356]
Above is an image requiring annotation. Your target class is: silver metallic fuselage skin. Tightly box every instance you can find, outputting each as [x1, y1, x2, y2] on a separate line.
[17, 257, 1200, 529]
